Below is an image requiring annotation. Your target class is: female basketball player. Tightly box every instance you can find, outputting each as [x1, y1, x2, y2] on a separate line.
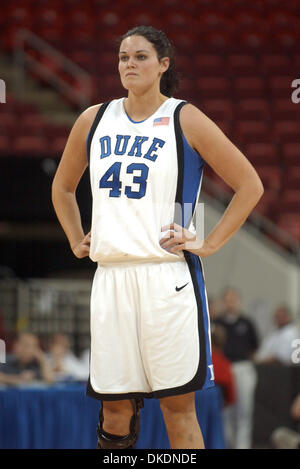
[52, 26, 263, 449]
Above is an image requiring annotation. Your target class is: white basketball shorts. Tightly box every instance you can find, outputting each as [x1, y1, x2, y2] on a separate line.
[87, 253, 215, 401]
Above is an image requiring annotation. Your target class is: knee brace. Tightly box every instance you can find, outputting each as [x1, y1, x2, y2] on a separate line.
[96, 398, 144, 449]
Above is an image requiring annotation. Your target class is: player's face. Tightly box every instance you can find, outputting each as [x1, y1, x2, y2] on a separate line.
[118, 35, 169, 93]
[14, 334, 39, 363]
[223, 289, 240, 313]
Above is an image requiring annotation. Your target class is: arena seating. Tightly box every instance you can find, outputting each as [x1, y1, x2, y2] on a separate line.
[0, 0, 299, 241]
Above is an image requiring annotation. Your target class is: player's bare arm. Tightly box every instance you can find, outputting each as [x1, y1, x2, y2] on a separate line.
[51, 104, 101, 258]
[160, 103, 264, 257]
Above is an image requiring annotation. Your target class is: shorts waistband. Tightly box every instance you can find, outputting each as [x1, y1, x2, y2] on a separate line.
[97, 259, 185, 270]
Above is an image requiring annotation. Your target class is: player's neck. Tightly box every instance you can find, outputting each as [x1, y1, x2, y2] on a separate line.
[124, 90, 169, 122]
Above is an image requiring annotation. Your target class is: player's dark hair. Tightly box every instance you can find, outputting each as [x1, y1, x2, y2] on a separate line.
[119, 25, 180, 97]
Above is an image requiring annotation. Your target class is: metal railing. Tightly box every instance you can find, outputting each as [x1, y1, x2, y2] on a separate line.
[14, 29, 92, 109]
[0, 278, 92, 355]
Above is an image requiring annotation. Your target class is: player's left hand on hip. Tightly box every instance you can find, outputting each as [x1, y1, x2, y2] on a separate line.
[160, 223, 216, 257]
[159, 223, 202, 255]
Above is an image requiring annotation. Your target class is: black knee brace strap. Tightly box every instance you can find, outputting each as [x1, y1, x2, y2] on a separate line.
[96, 398, 144, 449]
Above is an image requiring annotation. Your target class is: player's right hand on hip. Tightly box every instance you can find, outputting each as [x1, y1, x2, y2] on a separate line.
[72, 232, 91, 258]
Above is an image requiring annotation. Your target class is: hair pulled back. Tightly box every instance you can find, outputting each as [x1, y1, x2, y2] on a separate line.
[119, 25, 180, 97]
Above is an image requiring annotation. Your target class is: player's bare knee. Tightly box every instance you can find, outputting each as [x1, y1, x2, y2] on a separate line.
[160, 392, 195, 411]
[160, 393, 195, 417]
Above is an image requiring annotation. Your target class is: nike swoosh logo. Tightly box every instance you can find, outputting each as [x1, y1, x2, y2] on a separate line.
[175, 283, 189, 292]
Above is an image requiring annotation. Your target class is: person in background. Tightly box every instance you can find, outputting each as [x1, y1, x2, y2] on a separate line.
[211, 323, 236, 408]
[0, 332, 54, 386]
[215, 287, 259, 449]
[208, 296, 222, 322]
[80, 347, 90, 376]
[0, 310, 13, 353]
[270, 393, 300, 449]
[0, 312, 6, 341]
[255, 305, 299, 365]
[47, 333, 89, 382]
[291, 393, 300, 421]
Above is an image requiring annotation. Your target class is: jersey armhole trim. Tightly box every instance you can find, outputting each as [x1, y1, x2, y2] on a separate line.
[86, 101, 111, 164]
[174, 100, 188, 212]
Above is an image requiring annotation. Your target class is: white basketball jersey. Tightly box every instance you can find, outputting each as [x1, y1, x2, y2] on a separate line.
[87, 97, 205, 265]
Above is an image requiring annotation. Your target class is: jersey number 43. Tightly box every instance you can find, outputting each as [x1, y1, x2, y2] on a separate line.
[99, 162, 149, 199]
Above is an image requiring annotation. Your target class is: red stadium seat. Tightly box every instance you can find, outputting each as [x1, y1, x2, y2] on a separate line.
[244, 142, 279, 165]
[227, 54, 258, 75]
[260, 54, 291, 74]
[277, 213, 300, 240]
[164, 10, 195, 31]
[95, 10, 123, 29]
[44, 124, 69, 139]
[283, 167, 300, 189]
[66, 21, 96, 40]
[235, 98, 271, 120]
[128, 9, 161, 28]
[68, 7, 94, 28]
[234, 120, 270, 142]
[2, 25, 24, 51]
[7, 4, 33, 29]
[202, 99, 233, 120]
[255, 165, 282, 191]
[272, 121, 300, 143]
[236, 30, 268, 48]
[267, 10, 295, 28]
[194, 54, 225, 75]
[268, 75, 295, 98]
[34, 6, 63, 27]
[272, 30, 300, 48]
[197, 10, 227, 29]
[202, 30, 233, 48]
[255, 189, 279, 217]
[288, 0, 300, 11]
[292, 53, 300, 70]
[14, 102, 38, 114]
[280, 189, 300, 212]
[96, 52, 118, 74]
[233, 11, 267, 32]
[0, 113, 15, 133]
[95, 74, 124, 100]
[13, 135, 47, 155]
[168, 31, 198, 54]
[68, 50, 95, 72]
[177, 77, 195, 101]
[33, 24, 64, 43]
[195, 77, 230, 99]
[0, 135, 10, 153]
[18, 117, 47, 137]
[234, 76, 265, 98]
[281, 143, 300, 165]
[271, 99, 300, 120]
[175, 55, 192, 75]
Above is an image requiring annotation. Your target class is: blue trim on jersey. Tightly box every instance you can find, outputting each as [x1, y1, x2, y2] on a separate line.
[189, 253, 214, 389]
[180, 129, 214, 390]
[181, 132, 205, 227]
[125, 112, 148, 124]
